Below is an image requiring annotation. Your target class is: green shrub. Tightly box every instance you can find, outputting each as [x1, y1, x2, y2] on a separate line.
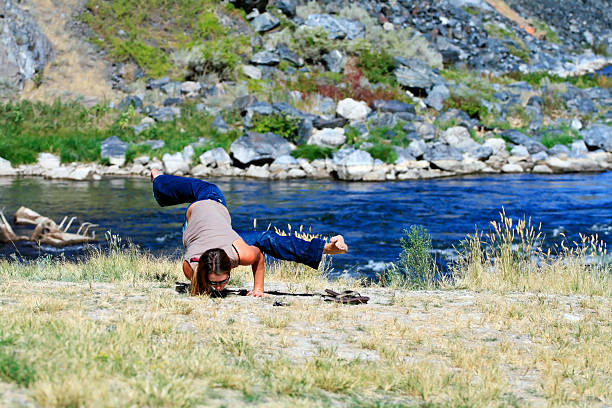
[443, 94, 489, 120]
[539, 125, 580, 148]
[378, 226, 438, 289]
[250, 113, 300, 142]
[505, 71, 603, 89]
[366, 144, 397, 164]
[290, 26, 333, 62]
[290, 144, 333, 161]
[357, 49, 396, 86]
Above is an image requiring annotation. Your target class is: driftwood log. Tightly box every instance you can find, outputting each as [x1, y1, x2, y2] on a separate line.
[0, 207, 98, 247]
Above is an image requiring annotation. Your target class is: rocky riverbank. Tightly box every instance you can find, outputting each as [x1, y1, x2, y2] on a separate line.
[1, 0, 611, 182]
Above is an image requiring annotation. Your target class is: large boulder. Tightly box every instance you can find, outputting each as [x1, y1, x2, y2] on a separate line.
[0, 157, 16, 176]
[394, 58, 445, 91]
[101, 136, 128, 166]
[372, 100, 416, 114]
[332, 148, 374, 181]
[230, 132, 294, 167]
[304, 14, 365, 40]
[423, 142, 463, 162]
[582, 125, 612, 152]
[37, 153, 60, 169]
[250, 12, 280, 32]
[501, 129, 546, 154]
[336, 98, 371, 122]
[199, 148, 231, 168]
[308, 128, 346, 148]
[162, 152, 190, 174]
[440, 126, 479, 152]
[0, 0, 54, 94]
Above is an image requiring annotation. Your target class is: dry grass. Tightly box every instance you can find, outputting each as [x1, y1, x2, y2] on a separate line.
[0, 222, 610, 406]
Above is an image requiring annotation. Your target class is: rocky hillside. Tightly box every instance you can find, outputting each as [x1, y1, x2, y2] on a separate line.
[0, 0, 611, 181]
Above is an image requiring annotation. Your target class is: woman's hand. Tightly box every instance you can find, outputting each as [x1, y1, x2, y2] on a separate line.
[247, 289, 267, 297]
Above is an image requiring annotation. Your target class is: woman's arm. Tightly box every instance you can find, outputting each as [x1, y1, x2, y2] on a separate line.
[234, 239, 266, 297]
[183, 260, 193, 280]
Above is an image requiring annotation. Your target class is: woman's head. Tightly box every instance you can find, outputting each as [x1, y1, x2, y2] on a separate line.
[191, 248, 232, 295]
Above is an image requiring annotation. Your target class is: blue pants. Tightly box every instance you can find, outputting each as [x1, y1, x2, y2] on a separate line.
[152, 175, 325, 270]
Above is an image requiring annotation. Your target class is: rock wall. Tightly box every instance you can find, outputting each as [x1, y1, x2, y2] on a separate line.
[0, 0, 53, 97]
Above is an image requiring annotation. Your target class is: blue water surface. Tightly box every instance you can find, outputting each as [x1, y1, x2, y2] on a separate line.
[1, 172, 611, 278]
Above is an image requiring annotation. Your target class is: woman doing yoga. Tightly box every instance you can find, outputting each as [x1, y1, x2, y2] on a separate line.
[151, 169, 348, 297]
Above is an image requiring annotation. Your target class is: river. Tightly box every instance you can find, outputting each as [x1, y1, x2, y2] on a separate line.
[1, 172, 611, 278]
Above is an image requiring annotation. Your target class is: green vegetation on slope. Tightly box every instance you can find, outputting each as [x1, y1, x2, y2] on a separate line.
[0, 101, 239, 165]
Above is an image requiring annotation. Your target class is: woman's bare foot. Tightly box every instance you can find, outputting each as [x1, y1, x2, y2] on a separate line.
[151, 168, 161, 181]
[324, 235, 348, 254]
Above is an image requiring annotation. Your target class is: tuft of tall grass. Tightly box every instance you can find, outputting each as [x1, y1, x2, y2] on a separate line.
[378, 226, 440, 289]
[453, 209, 610, 296]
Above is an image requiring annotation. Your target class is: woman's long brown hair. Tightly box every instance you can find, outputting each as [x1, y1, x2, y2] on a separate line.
[191, 248, 232, 295]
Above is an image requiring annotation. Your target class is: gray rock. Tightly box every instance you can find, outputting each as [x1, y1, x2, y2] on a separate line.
[251, 12, 280, 32]
[501, 129, 546, 154]
[581, 125, 612, 152]
[415, 122, 436, 141]
[571, 140, 588, 156]
[394, 58, 444, 90]
[0, 157, 16, 176]
[423, 142, 463, 161]
[162, 152, 189, 174]
[510, 145, 529, 157]
[470, 145, 494, 161]
[162, 97, 182, 106]
[369, 113, 397, 129]
[232, 95, 258, 113]
[296, 118, 313, 145]
[373, 100, 416, 114]
[440, 126, 479, 152]
[37, 153, 60, 169]
[304, 14, 365, 40]
[531, 151, 549, 161]
[436, 109, 476, 128]
[548, 144, 571, 156]
[137, 139, 165, 150]
[242, 64, 262, 80]
[323, 50, 345, 73]
[270, 154, 299, 171]
[147, 76, 171, 89]
[101, 137, 128, 166]
[407, 139, 427, 159]
[567, 98, 597, 114]
[272, 0, 296, 17]
[149, 107, 180, 122]
[0, 0, 53, 92]
[200, 148, 231, 168]
[276, 43, 304, 67]
[312, 116, 347, 129]
[484, 138, 507, 155]
[161, 81, 181, 95]
[131, 122, 151, 136]
[308, 128, 346, 148]
[332, 148, 374, 180]
[230, 132, 294, 166]
[118, 95, 143, 111]
[212, 115, 229, 133]
[393, 146, 416, 163]
[180, 81, 201, 95]
[182, 145, 195, 162]
[251, 51, 280, 66]
[425, 84, 450, 111]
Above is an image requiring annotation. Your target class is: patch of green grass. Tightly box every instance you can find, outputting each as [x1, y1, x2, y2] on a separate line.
[366, 144, 397, 164]
[250, 113, 301, 143]
[443, 94, 489, 121]
[0, 100, 240, 165]
[0, 348, 36, 387]
[505, 71, 608, 89]
[539, 125, 580, 148]
[530, 19, 561, 44]
[357, 49, 396, 86]
[81, 0, 249, 79]
[290, 144, 333, 161]
[484, 23, 530, 63]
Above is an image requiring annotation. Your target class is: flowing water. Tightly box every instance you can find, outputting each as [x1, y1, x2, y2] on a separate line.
[1, 172, 611, 278]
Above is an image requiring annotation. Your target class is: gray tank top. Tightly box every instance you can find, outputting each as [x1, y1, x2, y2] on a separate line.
[183, 200, 240, 271]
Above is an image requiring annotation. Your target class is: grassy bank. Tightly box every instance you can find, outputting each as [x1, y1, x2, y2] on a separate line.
[0, 101, 239, 165]
[0, 217, 610, 407]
